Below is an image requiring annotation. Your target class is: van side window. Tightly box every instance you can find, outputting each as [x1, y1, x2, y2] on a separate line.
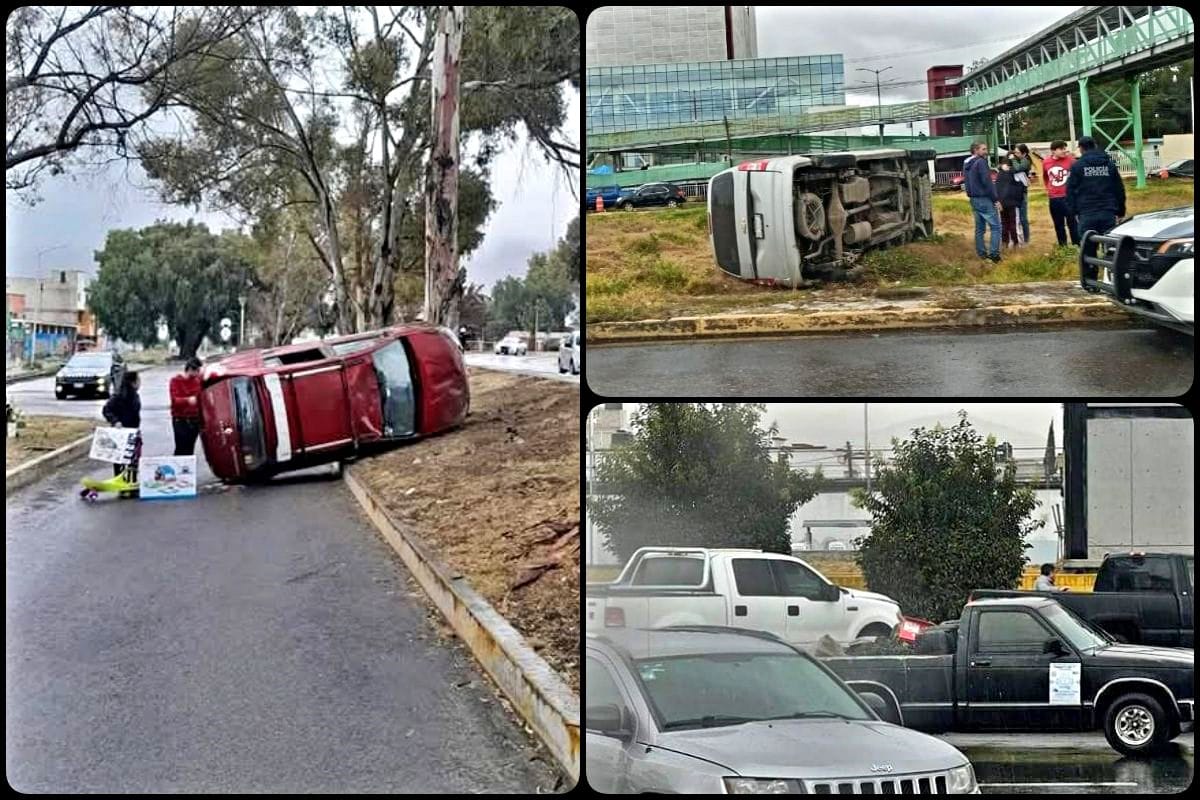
[731, 558, 778, 596]
[976, 611, 1051, 652]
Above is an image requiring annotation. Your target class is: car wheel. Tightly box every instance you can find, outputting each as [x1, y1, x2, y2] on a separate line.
[558, 361, 567, 374]
[1104, 693, 1170, 756]
[667, 199, 679, 208]
[622, 203, 635, 212]
[572, 358, 579, 375]
[857, 623, 895, 640]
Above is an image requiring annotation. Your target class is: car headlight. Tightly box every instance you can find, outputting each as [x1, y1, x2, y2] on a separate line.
[947, 763, 977, 794]
[723, 778, 804, 794]
[1157, 238, 1194, 256]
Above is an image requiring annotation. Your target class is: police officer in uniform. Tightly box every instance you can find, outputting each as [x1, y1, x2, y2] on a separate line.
[1066, 135, 1126, 240]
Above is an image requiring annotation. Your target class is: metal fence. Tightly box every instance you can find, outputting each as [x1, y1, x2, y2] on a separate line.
[1111, 150, 1163, 176]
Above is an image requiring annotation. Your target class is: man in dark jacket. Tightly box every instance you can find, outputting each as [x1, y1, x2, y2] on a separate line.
[1066, 136, 1126, 239]
[964, 142, 1002, 262]
[102, 370, 141, 478]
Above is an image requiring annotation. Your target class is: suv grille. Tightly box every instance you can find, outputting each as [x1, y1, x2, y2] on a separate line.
[808, 772, 949, 794]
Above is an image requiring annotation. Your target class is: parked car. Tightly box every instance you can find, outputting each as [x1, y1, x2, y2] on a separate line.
[55, 350, 125, 399]
[587, 627, 980, 793]
[972, 552, 1194, 647]
[708, 150, 936, 284]
[198, 324, 468, 483]
[557, 330, 580, 375]
[585, 184, 630, 211]
[613, 182, 686, 211]
[585, 547, 908, 651]
[1080, 206, 1194, 335]
[493, 335, 527, 356]
[822, 596, 1194, 757]
[826, 540, 848, 551]
[1158, 158, 1194, 179]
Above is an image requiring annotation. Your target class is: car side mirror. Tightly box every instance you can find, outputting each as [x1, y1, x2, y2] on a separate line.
[587, 703, 633, 740]
[857, 691, 901, 725]
[1043, 638, 1067, 656]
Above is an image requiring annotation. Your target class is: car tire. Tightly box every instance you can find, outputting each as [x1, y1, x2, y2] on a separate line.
[571, 360, 579, 376]
[1104, 692, 1171, 756]
[857, 623, 895, 640]
[667, 200, 679, 208]
[622, 203, 635, 212]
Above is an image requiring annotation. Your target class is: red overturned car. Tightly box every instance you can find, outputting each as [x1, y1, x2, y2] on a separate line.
[198, 325, 469, 482]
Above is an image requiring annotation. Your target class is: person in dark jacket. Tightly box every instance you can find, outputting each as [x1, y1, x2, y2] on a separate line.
[1010, 144, 1034, 243]
[963, 142, 1002, 262]
[996, 158, 1026, 249]
[102, 370, 141, 478]
[1066, 135, 1126, 239]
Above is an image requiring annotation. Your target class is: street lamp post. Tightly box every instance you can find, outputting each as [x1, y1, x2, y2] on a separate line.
[856, 66, 893, 145]
[238, 295, 246, 347]
[864, 403, 872, 495]
[30, 244, 66, 364]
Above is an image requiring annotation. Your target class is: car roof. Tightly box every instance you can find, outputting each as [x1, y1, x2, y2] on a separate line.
[969, 596, 1058, 609]
[589, 626, 797, 660]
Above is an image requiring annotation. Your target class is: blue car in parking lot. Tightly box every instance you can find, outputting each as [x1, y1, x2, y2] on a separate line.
[585, 184, 630, 211]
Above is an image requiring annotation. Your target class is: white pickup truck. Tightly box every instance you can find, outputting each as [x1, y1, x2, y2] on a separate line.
[585, 547, 904, 651]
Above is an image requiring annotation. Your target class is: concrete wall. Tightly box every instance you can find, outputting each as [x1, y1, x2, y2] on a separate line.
[1085, 416, 1194, 560]
[1160, 133, 1194, 163]
[6, 271, 89, 327]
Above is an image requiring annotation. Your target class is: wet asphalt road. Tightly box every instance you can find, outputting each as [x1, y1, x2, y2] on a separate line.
[947, 731, 1193, 794]
[586, 325, 1194, 397]
[465, 351, 580, 384]
[6, 371, 561, 792]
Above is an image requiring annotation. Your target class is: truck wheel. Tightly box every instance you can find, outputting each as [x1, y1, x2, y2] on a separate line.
[857, 623, 894, 640]
[1104, 693, 1170, 756]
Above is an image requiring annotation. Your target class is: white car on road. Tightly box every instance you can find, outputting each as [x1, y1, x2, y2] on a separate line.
[493, 335, 527, 356]
[557, 330, 580, 375]
[586, 547, 907, 652]
[1081, 206, 1194, 335]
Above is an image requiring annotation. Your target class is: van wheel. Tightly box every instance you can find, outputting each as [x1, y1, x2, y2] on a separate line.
[1104, 693, 1170, 756]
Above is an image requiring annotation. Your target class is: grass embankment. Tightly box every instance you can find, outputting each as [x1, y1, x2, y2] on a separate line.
[585, 179, 1195, 323]
[5, 416, 94, 470]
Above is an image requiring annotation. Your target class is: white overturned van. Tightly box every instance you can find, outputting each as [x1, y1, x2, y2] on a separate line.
[707, 149, 936, 285]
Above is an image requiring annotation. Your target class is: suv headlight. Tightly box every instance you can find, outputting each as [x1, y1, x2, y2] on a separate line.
[1157, 238, 1194, 256]
[947, 763, 977, 794]
[723, 778, 804, 794]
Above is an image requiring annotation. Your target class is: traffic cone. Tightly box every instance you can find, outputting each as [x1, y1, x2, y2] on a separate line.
[595, 194, 604, 213]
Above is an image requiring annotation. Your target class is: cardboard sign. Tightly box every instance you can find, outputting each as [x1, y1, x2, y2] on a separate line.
[139, 455, 198, 499]
[90, 426, 139, 464]
[1048, 662, 1082, 705]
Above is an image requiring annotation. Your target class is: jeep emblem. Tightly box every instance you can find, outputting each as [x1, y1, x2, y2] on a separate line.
[870, 764, 894, 773]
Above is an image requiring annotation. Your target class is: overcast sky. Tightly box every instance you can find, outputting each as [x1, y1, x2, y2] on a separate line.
[5, 89, 579, 294]
[603, 403, 1063, 452]
[756, 6, 1083, 135]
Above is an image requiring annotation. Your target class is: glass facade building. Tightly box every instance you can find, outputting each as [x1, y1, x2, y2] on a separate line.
[586, 55, 846, 135]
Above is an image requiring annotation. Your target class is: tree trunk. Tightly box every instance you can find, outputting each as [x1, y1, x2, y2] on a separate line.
[424, 6, 463, 328]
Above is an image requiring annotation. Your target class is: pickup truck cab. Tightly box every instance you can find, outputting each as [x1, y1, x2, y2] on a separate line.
[972, 552, 1194, 647]
[822, 597, 1194, 756]
[199, 324, 468, 482]
[585, 547, 905, 651]
[587, 627, 979, 794]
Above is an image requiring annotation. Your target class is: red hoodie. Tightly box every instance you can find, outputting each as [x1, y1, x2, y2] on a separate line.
[1042, 153, 1075, 199]
[169, 373, 202, 419]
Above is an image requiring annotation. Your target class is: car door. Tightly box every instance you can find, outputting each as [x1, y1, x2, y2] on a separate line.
[281, 356, 356, 456]
[648, 184, 670, 206]
[772, 558, 846, 646]
[586, 652, 637, 793]
[726, 557, 785, 637]
[1178, 556, 1194, 647]
[963, 608, 1084, 730]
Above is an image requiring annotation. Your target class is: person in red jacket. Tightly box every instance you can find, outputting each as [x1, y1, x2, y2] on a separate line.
[169, 357, 204, 456]
[1038, 140, 1079, 246]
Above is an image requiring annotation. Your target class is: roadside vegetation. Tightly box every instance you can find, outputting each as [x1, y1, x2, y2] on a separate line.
[585, 178, 1194, 322]
[5, 416, 94, 471]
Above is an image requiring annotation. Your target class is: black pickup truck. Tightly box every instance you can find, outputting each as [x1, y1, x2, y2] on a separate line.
[972, 552, 1194, 647]
[823, 597, 1194, 756]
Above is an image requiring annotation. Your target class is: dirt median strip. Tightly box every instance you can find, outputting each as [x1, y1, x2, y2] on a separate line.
[6, 433, 94, 493]
[588, 301, 1130, 343]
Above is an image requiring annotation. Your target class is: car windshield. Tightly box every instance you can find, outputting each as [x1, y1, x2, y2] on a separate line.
[635, 652, 871, 731]
[370, 341, 416, 438]
[1041, 602, 1111, 651]
[231, 377, 267, 470]
[66, 353, 110, 368]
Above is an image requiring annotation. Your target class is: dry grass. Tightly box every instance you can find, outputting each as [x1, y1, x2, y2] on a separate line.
[354, 369, 579, 692]
[5, 416, 94, 470]
[585, 178, 1195, 322]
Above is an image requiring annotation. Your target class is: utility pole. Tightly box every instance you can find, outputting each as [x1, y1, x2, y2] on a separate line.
[864, 403, 872, 495]
[424, 6, 464, 329]
[238, 294, 247, 347]
[857, 66, 892, 145]
[31, 244, 65, 364]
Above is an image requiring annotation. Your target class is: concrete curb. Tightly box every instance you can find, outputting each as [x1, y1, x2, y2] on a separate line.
[343, 467, 580, 784]
[6, 367, 61, 385]
[587, 301, 1130, 343]
[5, 433, 93, 494]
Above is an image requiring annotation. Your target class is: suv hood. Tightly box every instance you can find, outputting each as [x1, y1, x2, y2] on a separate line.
[1109, 206, 1193, 239]
[1092, 643, 1194, 668]
[656, 719, 967, 778]
[58, 365, 109, 378]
